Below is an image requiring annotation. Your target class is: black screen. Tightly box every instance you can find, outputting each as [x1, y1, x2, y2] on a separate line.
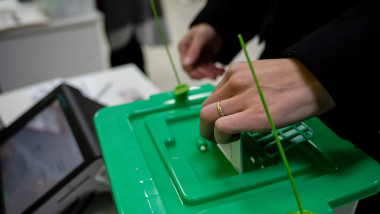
[1, 99, 84, 214]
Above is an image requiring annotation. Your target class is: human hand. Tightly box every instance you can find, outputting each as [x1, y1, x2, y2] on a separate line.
[199, 58, 336, 144]
[178, 23, 225, 80]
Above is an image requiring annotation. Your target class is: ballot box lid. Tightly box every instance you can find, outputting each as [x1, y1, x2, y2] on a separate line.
[94, 84, 380, 214]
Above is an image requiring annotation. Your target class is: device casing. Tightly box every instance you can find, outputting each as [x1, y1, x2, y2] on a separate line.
[0, 84, 109, 214]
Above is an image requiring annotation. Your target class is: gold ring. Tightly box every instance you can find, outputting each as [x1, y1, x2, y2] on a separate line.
[217, 101, 224, 117]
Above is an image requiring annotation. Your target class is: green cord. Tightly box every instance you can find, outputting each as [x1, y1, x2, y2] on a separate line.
[149, 0, 181, 86]
[238, 34, 308, 214]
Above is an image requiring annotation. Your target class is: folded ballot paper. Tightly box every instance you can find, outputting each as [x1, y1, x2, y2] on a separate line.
[218, 140, 243, 174]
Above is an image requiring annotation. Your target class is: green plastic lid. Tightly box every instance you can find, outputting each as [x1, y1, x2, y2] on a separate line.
[94, 84, 380, 214]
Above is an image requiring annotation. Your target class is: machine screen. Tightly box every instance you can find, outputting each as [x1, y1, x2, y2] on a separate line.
[1, 99, 84, 214]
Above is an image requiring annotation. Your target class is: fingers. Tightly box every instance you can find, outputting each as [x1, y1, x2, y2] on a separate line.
[179, 37, 208, 79]
[200, 101, 269, 144]
[201, 68, 243, 107]
[178, 39, 198, 68]
[178, 28, 205, 69]
[178, 35, 194, 70]
[192, 63, 225, 80]
[213, 107, 270, 144]
[183, 36, 205, 67]
[199, 62, 269, 144]
[200, 97, 255, 144]
[201, 83, 231, 107]
[178, 24, 224, 80]
[198, 58, 333, 145]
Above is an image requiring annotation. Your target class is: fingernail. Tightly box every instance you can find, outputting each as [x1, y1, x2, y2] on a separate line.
[183, 57, 192, 65]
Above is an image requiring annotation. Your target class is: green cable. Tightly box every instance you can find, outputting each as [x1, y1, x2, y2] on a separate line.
[149, 0, 181, 86]
[238, 34, 313, 214]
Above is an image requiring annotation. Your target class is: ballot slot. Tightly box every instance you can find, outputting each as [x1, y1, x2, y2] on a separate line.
[241, 122, 314, 170]
[218, 122, 315, 174]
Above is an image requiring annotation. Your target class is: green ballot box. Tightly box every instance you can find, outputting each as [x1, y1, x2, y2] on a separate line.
[94, 84, 380, 214]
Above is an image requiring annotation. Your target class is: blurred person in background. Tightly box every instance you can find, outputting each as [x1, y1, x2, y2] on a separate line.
[96, 0, 169, 73]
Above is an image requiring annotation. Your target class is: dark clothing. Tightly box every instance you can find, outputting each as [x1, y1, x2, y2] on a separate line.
[96, 0, 167, 73]
[96, 0, 164, 35]
[191, 0, 380, 212]
[285, 0, 380, 165]
[110, 34, 145, 72]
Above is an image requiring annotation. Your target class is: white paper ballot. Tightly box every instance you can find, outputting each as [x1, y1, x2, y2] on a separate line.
[217, 140, 243, 174]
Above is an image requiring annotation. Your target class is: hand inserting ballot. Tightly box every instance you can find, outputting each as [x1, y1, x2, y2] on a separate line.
[199, 58, 336, 144]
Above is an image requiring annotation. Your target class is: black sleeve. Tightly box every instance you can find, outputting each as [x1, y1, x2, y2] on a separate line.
[190, 0, 269, 64]
[285, 0, 380, 162]
[284, 0, 380, 108]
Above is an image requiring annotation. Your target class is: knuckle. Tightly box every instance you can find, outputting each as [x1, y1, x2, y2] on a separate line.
[214, 120, 229, 134]
[199, 107, 212, 123]
[227, 76, 243, 90]
[229, 61, 245, 72]
[226, 62, 247, 90]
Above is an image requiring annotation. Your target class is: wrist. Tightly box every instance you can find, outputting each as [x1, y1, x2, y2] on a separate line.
[287, 58, 336, 114]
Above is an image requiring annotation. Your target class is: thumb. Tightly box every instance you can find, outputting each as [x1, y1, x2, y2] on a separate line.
[183, 37, 205, 66]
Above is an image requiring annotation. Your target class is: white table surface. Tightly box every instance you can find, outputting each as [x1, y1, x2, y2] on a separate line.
[0, 63, 159, 127]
